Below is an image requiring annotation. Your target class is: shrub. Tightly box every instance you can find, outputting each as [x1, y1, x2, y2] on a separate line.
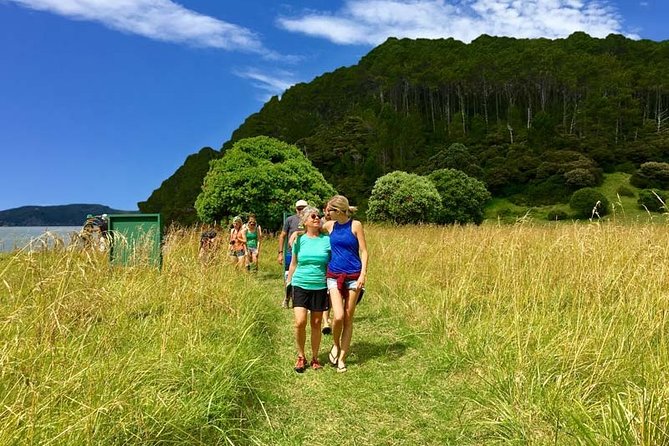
[616, 185, 635, 197]
[427, 169, 491, 225]
[546, 209, 569, 221]
[637, 189, 667, 212]
[630, 162, 669, 189]
[367, 171, 441, 224]
[569, 188, 610, 219]
[564, 168, 597, 188]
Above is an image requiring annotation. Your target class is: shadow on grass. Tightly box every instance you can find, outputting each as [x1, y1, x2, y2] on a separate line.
[350, 340, 408, 365]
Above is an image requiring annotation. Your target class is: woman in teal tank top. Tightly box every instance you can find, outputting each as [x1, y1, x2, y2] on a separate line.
[244, 214, 262, 272]
[285, 206, 331, 373]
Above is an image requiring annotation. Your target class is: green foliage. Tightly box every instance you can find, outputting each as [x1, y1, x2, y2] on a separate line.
[564, 168, 597, 188]
[546, 208, 569, 221]
[367, 171, 441, 224]
[427, 169, 491, 225]
[569, 188, 610, 218]
[615, 185, 636, 197]
[423, 143, 483, 179]
[637, 189, 667, 212]
[142, 34, 669, 224]
[138, 147, 222, 225]
[195, 136, 336, 230]
[630, 162, 669, 189]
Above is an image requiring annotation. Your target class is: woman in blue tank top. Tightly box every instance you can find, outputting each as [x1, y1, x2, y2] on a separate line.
[323, 195, 368, 373]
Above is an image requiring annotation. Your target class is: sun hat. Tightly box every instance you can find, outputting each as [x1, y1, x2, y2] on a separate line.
[295, 199, 308, 208]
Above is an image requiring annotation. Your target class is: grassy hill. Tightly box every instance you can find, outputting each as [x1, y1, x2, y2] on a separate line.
[484, 172, 667, 223]
[2, 224, 668, 444]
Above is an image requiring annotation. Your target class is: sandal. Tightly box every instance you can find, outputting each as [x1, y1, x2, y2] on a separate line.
[336, 362, 347, 373]
[294, 355, 307, 373]
[328, 345, 338, 367]
[310, 358, 323, 370]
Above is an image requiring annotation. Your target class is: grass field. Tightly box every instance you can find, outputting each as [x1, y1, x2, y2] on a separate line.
[484, 172, 665, 224]
[1, 221, 669, 445]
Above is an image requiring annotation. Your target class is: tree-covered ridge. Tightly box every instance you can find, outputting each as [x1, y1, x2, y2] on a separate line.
[138, 147, 221, 225]
[141, 33, 669, 225]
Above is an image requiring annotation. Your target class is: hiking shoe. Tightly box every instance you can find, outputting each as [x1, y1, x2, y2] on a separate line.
[294, 356, 307, 373]
[310, 358, 323, 370]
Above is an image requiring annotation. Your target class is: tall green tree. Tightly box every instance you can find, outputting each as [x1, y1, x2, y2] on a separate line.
[195, 136, 336, 230]
[427, 169, 491, 224]
[367, 171, 441, 224]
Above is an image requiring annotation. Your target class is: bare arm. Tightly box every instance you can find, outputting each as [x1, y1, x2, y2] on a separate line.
[277, 230, 287, 264]
[353, 220, 368, 290]
[285, 242, 298, 285]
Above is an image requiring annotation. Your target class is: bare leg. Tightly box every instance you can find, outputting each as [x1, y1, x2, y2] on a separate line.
[338, 289, 360, 370]
[329, 288, 345, 361]
[310, 311, 323, 359]
[294, 307, 308, 358]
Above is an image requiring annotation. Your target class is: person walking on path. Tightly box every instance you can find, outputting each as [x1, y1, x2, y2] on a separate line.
[285, 206, 331, 373]
[244, 214, 262, 272]
[278, 199, 307, 307]
[322, 195, 368, 373]
[229, 216, 247, 269]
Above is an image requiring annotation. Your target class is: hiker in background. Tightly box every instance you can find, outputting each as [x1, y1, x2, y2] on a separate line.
[229, 216, 247, 269]
[323, 195, 368, 373]
[278, 199, 308, 307]
[199, 226, 219, 262]
[285, 206, 331, 373]
[245, 213, 262, 272]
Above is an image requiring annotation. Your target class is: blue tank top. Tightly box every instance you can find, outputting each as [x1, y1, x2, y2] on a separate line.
[328, 220, 362, 274]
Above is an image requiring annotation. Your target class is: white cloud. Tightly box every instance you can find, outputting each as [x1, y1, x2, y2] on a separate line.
[234, 68, 297, 100]
[7, 0, 270, 54]
[277, 0, 636, 45]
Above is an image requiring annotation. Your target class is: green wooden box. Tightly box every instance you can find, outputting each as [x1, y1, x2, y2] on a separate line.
[108, 214, 162, 268]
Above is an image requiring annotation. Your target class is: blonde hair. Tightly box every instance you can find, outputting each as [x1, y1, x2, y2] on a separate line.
[299, 206, 320, 225]
[328, 195, 357, 216]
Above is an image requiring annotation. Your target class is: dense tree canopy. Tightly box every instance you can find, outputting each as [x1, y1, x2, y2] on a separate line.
[195, 136, 336, 230]
[367, 171, 441, 224]
[428, 169, 491, 224]
[142, 33, 669, 224]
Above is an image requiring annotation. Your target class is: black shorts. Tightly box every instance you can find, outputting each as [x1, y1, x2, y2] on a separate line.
[292, 286, 329, 312]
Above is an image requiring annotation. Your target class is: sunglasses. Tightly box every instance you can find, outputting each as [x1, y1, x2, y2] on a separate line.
[328, 208, 339, 213]
[309, 213, 321, 220]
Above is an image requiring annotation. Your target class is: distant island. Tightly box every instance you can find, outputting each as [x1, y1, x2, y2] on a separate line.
[0, 204, 136, 226]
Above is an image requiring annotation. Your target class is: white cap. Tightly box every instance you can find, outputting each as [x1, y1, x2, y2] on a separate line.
[295, 199, 308, 208]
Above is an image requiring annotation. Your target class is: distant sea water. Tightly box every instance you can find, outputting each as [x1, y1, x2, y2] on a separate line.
[0, 226, 81, 253]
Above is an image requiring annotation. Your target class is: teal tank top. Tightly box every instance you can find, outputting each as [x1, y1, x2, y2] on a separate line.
[246, 228, 258, 248]
[291, 234, 331, 290]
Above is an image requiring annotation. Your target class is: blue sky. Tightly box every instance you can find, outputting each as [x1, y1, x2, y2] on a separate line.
[1, 0, 667, 212]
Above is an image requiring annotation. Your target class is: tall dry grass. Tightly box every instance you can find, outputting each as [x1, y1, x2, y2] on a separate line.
[0, 229, 277, 445]
[366, 221, 669, 444]
[2, 222, 669, 445]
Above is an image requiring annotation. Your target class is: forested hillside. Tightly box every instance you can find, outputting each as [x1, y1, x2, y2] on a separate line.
[140, 32, 669, 226]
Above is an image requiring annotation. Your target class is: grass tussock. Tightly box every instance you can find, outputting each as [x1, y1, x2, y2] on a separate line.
[2, 222, 669, 445]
